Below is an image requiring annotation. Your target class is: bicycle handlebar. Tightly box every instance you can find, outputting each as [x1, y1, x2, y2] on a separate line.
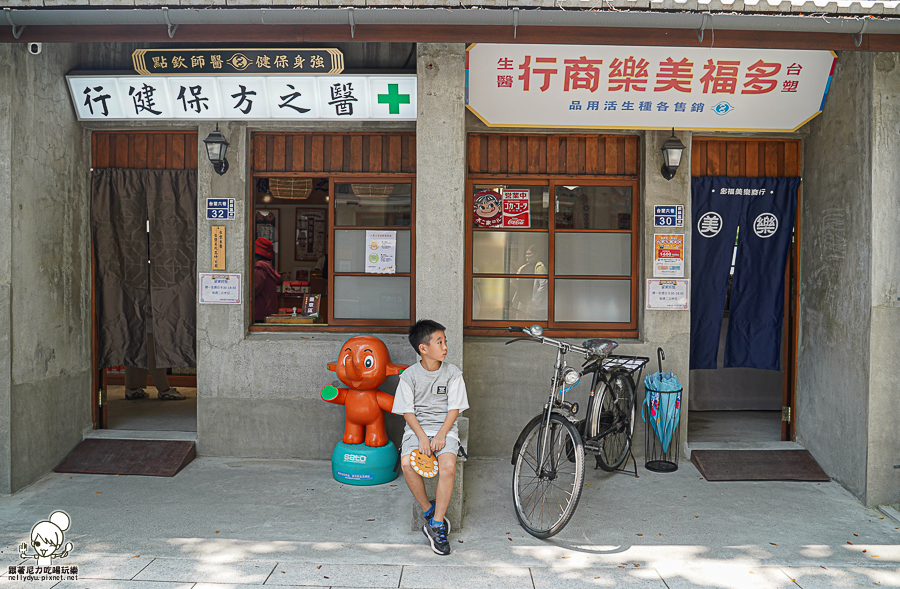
[506, 326, 592, 357]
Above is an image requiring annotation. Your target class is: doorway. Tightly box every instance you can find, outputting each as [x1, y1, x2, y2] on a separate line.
[90, 131, 199, 435]
[688, 138, 801, 445]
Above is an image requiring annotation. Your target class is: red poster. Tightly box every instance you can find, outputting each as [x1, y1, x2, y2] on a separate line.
[502, 189, 531, 228]
[474, 190, 503, 227]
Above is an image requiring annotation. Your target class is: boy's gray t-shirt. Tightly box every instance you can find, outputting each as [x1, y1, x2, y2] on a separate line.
[392, 361, 469, 440]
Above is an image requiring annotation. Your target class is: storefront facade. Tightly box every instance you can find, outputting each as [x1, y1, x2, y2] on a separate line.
[1, 11, 898, 508]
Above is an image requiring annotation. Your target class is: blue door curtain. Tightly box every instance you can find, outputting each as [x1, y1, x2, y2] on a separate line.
[690, 177, 800, 371]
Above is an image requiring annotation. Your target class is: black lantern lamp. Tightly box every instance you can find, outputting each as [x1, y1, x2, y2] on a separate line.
[203, 123, 230, 176]
[660, 129, 686, 180]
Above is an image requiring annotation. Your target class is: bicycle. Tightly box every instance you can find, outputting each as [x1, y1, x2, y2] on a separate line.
[507, 325, 649, 538]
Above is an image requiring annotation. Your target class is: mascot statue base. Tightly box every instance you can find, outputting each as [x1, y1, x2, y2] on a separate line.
[331, 440, 399, 486]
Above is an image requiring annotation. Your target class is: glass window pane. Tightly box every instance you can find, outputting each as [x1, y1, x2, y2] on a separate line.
[555, 233, 631, 276]
[334, 183, 412, 227]
[472, 277, 548, 322]
[473, 233, 549, 275]
[333, 276, 410, 319]
[473, 185, 549, 229]
[554, 279, 631, 323]
[555, 186, 632, 230]
[334, 230, 410, 273]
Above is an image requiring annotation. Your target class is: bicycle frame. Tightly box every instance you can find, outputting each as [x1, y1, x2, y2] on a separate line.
[508, 328, 594, 468]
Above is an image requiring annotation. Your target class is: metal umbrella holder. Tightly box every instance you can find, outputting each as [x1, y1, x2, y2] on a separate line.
[643, 348, 682, 473]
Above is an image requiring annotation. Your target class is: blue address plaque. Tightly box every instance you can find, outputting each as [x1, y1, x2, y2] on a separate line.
[206, 198, 235, 220]
[654, 204, 684, 228]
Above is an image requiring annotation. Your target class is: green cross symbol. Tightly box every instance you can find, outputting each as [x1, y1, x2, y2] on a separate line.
[377, 84, 411, 115]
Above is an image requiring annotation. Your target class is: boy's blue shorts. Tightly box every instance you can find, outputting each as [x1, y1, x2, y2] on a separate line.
[400, 432, 460, 459]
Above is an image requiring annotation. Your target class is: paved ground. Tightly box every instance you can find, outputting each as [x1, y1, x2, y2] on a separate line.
[1, 456, 899, 588]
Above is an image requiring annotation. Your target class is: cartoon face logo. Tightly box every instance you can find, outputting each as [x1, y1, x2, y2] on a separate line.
[473, 190, 502, 228]
[697, 212, 723, 238]
[327, 335, 404, 390]
[19, 511, 74, 567]
[753, 212, 778, 238]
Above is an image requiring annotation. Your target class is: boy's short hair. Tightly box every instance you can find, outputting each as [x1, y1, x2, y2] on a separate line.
[408, 319, 446, 355]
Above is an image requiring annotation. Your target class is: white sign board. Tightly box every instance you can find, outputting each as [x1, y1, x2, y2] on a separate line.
[466, 44, 836, 132]
[199, 273, 242, 304]
[365, 230, 397, 274]
[646, 279, 690, 310]
[67, 75, 416, 121]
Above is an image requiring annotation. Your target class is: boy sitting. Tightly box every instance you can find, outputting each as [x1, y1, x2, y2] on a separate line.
[392, 320, 469, 556]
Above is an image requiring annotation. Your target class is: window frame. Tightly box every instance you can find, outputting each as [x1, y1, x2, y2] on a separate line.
[249, 172, 416, 333]
[464, 176, 640, 338]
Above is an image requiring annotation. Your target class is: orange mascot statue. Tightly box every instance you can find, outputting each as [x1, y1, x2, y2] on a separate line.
[321, 336, 407, 485]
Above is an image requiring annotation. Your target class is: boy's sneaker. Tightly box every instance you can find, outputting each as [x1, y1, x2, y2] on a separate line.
[423, 521, 451, 556]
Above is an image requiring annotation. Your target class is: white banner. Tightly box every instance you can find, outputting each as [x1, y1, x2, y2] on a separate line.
[466, 44, 836, 132]
[365, 230, 397, 274]
[68, 74, 416, 121]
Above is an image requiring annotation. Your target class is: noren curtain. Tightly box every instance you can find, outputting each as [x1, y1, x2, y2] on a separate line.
[92, 169, 197, 369]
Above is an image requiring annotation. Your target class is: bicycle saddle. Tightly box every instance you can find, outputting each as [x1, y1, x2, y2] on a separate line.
[582, 338, 618, 357]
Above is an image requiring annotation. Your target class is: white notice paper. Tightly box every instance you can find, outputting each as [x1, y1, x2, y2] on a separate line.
[365, 231, 396, 274]
[199, 273, 242, 304]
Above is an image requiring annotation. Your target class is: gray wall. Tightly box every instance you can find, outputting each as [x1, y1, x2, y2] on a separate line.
[462, 128, 692, 458]
[195, 121, 420, 458]
[797, 50, 900, 507]
[196, 43, 464, 458]
[0, 43, 92, 494]
[866, 52, 900, 507]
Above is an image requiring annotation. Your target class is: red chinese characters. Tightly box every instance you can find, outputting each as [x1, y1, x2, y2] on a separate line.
[519, 56, 558, 92]
[700, 59, 741, 94]
[742, 60, 781, 94]
[608, 57, 651, 92]
[564, 56, 604, 92]
[654, 57, 694, 93]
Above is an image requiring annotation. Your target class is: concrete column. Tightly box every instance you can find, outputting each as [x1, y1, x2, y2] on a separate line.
[642, 129, 692, 451]
[0, 43, 92, 493]
[415, 44, 467, 368]
[0, 44, 13, 494]
[866, 52, 900, 507]
[195, 121, 251, 454]
[799, 51, 873, 501]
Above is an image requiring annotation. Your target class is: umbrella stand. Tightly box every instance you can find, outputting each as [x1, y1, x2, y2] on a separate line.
[643, 385, 682, 472]
[643, 347, 682, 473]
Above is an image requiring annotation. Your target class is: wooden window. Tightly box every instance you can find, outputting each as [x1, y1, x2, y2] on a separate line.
[466, 134, 640, 337]
[250, 133, 415, 333]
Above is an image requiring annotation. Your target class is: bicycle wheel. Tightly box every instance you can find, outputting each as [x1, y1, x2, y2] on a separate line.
[512, 413, 585, 538]
[590, 372, 635, 472]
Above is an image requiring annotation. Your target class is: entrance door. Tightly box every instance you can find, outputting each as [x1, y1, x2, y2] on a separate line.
[688, 139, 801, 443]
[90, 131, 199, 433]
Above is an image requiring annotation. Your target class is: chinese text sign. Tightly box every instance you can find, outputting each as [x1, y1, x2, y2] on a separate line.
[466, 44, 836, 132]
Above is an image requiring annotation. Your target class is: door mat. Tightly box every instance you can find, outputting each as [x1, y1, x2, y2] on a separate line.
[54, 439, 195, 477]
[690, 449, 830, 482]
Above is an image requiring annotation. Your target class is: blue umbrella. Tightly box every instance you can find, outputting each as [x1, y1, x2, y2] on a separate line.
[643, 370, 682, 453]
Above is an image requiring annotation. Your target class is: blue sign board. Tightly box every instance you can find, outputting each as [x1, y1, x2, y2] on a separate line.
[206, 198, 235, 220]
[654, 204, 684, 228]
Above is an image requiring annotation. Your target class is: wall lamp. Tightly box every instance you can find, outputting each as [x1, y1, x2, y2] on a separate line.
[203, 123, 230, 176]
[660, 129, 686, 180]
